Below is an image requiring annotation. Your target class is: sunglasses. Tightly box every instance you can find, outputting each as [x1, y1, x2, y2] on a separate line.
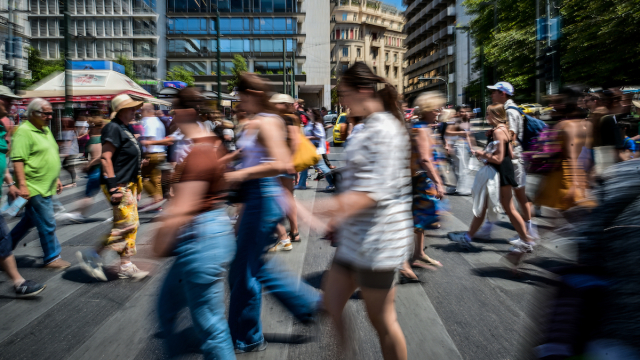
[34, 111, 53, 116]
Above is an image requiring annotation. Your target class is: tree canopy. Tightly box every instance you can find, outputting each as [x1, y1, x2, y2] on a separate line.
[227, 54, 248, 92]
[113, 55, 139, 83]
[166, 66, 195, 86]
[24, 47, 64, 88]
[463, 0, 640, 102]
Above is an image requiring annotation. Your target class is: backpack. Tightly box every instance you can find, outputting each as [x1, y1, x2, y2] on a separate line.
[522, 128, 563, 173]
[507, 106, 547, 151]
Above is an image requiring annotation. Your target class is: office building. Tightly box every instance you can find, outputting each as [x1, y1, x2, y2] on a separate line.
[165, 0, 330, 107]
[403, 0, 475, 105]
[1, 0, 31, 76]
[330, 0, 406, 94]
[28, 0, 159, 82]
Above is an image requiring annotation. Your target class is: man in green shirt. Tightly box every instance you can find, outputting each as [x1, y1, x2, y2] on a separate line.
[9, 98, 68, 269]
[0, 87, 47, 296]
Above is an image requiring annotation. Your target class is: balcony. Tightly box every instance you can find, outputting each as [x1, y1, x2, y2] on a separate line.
[132, 51, 157, 59]
[340, 56, 350, 62]
[370, 39, 382, 48]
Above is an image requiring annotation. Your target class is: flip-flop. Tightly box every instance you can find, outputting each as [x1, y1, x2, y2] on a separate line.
[399, 273, 422, 284]
[413, 255, 443, 268]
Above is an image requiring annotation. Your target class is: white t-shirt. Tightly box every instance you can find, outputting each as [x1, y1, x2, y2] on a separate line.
[304, 122, 327, 155]
[141, 116, 166, 153]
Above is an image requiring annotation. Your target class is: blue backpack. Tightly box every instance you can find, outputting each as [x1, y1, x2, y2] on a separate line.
[507, 106, 548, 151]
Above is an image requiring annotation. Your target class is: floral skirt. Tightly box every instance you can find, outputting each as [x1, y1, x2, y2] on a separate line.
[101, 182, 140, 257]
[412, 172, 447, 231]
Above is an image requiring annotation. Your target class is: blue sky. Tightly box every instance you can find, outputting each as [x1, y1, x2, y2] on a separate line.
[384, 0, 406, 10]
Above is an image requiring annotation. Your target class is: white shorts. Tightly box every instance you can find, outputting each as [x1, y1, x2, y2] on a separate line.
[512, 159, 526, 189]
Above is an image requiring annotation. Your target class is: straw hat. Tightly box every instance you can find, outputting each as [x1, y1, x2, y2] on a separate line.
[270, 93, 295, 104]
[110, 94, 143, 119]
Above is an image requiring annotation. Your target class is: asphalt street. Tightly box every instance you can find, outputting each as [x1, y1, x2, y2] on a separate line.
[0, 142, 575, 360]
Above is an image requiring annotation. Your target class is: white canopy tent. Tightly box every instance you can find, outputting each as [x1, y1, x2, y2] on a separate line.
[20, 70, 171, 106]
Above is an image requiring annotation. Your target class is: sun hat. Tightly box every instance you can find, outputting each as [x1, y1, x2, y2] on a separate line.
[0, 85, 21, 99]
[269, 93, 296, 104]
[110, 94, 143, 119]
[487, 81, 515, 96]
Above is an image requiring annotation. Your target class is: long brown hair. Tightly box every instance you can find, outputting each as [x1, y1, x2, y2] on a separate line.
[487, 104, 508, 127]
[237, 73, 279, 114]
[340, 62, 403, 122]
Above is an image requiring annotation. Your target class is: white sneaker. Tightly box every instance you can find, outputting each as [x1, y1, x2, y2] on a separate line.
[76, 250, 107, 282]
[474, 222, 493, 239]
[118, 263, 149, 281]
[449, 232, 473, 249]
[508, 239, 534, 253]
[508, 237, 537, 247]
[268, 239, 293, 252]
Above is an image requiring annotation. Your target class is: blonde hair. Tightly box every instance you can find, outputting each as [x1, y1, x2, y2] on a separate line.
[487, 104, 508, 125]
[439, 109, 455, 123]
[414, 91, 445, 117]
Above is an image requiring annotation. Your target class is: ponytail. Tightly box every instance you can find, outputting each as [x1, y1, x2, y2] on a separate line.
[378, 82, 403, 122]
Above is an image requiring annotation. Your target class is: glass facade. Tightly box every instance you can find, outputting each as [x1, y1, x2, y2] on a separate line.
[167, 17, 297, 35]
[254, 61, 292, 73]
[167, 38, 295, 55]
[167, 0, 296, 13]
[168, 61, 207, 75]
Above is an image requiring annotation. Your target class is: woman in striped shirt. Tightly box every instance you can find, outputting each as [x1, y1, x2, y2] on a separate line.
[319, 62, 412, 360]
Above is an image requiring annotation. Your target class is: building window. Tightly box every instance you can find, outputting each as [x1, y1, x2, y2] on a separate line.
[341, 63, 348, 73]
[371, 49, 377, 59]
[331, 15, 335, 21]
[394, 66, 398, 78]
[342, 47, 348, 57]
[168, 61, 207, 75]
[342, 13, 347, 21]
[356, 47, 361, 58]
[394, 53, 398, 62]
[353, 13, 357, 21]
[385, 52, 388, 62]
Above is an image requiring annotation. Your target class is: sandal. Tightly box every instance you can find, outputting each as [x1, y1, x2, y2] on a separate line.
[413, 255, 443, 268]
[399, 272, 422, 284]
[289, 232, 301, 242]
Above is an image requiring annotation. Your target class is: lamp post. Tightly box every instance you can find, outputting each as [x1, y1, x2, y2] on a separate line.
[418, 77, 448, 104]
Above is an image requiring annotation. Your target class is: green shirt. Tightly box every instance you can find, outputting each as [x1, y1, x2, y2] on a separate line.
[0, 121, 8, 198]
[11, 121, 60, 197]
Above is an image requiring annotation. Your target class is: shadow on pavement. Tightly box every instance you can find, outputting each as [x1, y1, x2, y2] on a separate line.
[14, 255, 42, 269]
[472, 266, 561, 287]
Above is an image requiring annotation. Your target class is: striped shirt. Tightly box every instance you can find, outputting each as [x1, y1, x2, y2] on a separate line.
[335, 112, 413, 271]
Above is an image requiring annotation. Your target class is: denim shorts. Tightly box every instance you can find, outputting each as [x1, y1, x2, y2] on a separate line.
[333, 258, 396, 290]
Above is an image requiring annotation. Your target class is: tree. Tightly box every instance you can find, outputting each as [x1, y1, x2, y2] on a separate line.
[227, 54, 248, 92]
[24, 47, 64, 88]
[166, 66, 195, 86]
[114, 55, 139, 83]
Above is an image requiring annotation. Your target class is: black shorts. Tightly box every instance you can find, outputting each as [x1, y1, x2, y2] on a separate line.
[0, 215, 12, 258]
[333, 259, 396, 290]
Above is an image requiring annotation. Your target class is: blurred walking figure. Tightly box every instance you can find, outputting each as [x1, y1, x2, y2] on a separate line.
[319, 62, 411, 360]
[61, 118, 105, 223]
[270, 93, 301, 250]
[58, 117, 80, 188]
[399, 92, 446, 284]
[9, 98, 69, 269]
[295, 109, 336, 191]
[225, 74, 319, 353]
[139, 103, 172, 211]
[0, 90, 47, 296]
[535, 86, 596, 212]
[76, 94, 148, 281]
[450, 104, 532, 256]
[445, 104, 475, 195]
[154, 93, 236, 359]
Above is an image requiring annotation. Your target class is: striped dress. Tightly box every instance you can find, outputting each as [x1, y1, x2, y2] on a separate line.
[335, 112, 413, 271]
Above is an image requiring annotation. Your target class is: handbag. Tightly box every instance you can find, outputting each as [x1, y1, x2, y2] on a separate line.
[293, 133, 320, 172]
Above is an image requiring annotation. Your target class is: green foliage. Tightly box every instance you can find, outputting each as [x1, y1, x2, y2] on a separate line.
[331, 78, 340, 106]
[24, 47, 64, 88]
[227, 54, 248, 92]
[464, 0, 537, 101]
[277, 70, 284, 74]
[221, 71, 227, 75]
[560, 0, 640, 87]
[255, 71, 262, 74]
[166, 66, 195, 86]
[266, 70, 274, 75]
[302, 71, 306, 75]
[113, 55, 139, 83]
[464, 0, 640, 101]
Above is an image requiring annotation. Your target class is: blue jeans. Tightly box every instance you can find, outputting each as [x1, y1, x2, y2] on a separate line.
[85, 167, 101, 198]
[228, 178, 319, 351]
[10, 195, 61, 264]
[157, 208, 236, 360]
[298, 158, 334, 187]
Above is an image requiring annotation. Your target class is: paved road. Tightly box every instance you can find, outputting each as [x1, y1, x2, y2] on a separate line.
[0, 143, 574, 360]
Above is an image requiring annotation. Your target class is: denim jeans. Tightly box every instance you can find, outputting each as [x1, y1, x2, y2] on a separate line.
[298, 158, 335, 187]
[228, 178, 319, 351]
[157, 208, 236, 360]
[10, 195, 61, 264]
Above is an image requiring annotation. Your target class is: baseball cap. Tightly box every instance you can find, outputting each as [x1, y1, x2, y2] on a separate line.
[0, 85, 21, 99]
[269, 93, 295, 104]
[487, 81, 514, 96]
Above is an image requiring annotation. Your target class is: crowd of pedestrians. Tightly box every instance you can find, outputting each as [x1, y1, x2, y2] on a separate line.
[1, 61, 639, 360]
